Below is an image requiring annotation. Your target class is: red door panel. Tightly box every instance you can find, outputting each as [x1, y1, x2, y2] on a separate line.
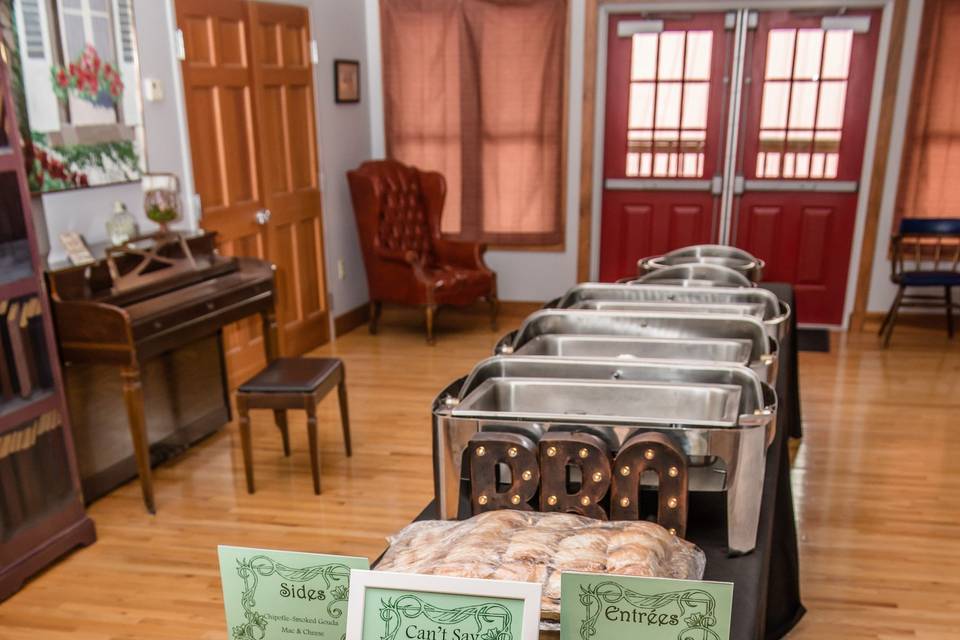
[733, 10, 880, 324]
[599, 192, 714, 281]
[735, 192, 858, 323]
[598, 13, 731, 281]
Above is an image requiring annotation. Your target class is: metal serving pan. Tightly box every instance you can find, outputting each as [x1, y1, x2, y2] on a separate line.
[457, 378, 744, 427]
[571, 299, 767, 317]
[457, 356, 771, 415]
[433, 357, 778, 553]
[555, 282, 790, 341]
[512, 334, 754, 366]
[496, 309, 778, 383]
[639, 244, 765, 281]
[633, 263, 754, 287]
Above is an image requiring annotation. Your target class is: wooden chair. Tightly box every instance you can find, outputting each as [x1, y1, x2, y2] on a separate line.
[347, 160, 498, 344]
[235, 358, 352, 494]
[879, 218, 960, 347]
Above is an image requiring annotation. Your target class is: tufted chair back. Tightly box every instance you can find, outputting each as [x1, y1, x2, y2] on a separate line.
[348, 160, 439, 267]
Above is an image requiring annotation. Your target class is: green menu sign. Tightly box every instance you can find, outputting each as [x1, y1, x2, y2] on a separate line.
[363, 588, 524, 640]
[346, 570, 542, 640]
[218, 545, 369, 640]
[560, 572, 733, 640]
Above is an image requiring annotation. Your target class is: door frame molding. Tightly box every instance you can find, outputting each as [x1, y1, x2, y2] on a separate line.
[578, 0, 902, 329]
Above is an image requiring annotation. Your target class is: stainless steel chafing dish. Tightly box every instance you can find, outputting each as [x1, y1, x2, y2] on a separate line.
[496, 309, 779, 383]
[639, 245, 765, 282]
[432, 356, 777, 553]
[513, 335, 754, 366]
[633, 263, 754, 287]
[555, 283, 790, 341]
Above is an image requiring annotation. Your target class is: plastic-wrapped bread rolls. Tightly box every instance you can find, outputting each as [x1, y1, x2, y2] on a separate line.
[376, 510, 705, 620]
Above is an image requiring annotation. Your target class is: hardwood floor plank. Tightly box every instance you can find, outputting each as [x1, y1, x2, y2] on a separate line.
[0, 307, 958, 638]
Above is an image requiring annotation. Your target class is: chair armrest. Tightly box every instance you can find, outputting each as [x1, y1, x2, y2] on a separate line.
[434, 238, 491, 272]
[373, 242, 438, 286]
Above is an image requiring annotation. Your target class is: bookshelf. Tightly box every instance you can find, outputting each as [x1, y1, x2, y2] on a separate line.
[0, 52, 95, 602]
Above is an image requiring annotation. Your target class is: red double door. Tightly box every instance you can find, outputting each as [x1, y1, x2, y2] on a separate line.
[598, 9, 880, 325]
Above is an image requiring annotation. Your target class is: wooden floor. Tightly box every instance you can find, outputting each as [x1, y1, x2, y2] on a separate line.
[0, 306, 958, 639]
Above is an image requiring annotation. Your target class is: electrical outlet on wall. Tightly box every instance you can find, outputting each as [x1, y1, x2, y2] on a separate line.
[337, 259, 346, 280]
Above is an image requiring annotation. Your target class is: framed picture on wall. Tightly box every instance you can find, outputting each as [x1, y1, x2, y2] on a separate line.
[334, 59, 360, 103]
[2, 0, 146, 194]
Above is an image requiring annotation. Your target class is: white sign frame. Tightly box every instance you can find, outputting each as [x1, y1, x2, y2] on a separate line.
[346, 570, 542, 640]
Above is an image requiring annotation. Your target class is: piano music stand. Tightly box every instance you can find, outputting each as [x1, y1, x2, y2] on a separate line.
[105, 232, 198, 294]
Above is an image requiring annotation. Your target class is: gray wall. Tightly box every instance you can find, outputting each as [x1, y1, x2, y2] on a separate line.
[36, 0, 372, 317]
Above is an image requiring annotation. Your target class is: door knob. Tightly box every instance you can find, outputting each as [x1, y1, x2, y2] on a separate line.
[255, 208, 272, 225]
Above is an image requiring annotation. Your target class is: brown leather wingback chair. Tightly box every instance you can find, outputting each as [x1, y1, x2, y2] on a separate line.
[347, 160, 498, 344]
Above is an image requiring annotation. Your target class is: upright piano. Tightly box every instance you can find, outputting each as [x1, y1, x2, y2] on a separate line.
[47, 232, 276, 513]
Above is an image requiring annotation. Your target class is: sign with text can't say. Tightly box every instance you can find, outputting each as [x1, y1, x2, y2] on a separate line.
[346, 570, 542, 640]
[560, 572, 734, 640]
[218, 545, 369, 640]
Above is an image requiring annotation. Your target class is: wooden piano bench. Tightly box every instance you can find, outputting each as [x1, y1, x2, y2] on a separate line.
[235, 358, 352, 495]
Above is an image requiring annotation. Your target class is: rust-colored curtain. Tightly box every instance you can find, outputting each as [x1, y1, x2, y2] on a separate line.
[895, 0, 960, 225]
[380, 0, 567, 244]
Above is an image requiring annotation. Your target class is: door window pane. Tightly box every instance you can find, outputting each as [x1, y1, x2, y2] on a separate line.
[765, 30, 795, 79]
[754, 26, 852, 179]
[793, 29, 824, 79]
[624, 27, 715, 178]
[684, 31, 713, 80]
[655, 82, 682, 128]
[816, 81, 847, 129]
[628, 83, 655, 128]
[682, 82, 709, 128]
[760, 82, 790, 128]
[631, 34, 658, 80]
[788, 82, 817, 129]
[658, 32, 685, 80]
[822, 30, 853, 79]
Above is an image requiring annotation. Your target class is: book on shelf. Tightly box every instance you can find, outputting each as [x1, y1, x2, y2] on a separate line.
[0, 300, 11, 401]
[5, 300, 30, 398]
[25, 299, 52, 389]
[0, 297, 53, 403]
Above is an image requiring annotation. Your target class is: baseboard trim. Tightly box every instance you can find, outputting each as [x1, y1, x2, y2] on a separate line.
[334, 303, 371, 337]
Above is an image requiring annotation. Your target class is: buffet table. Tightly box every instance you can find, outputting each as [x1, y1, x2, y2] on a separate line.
[393, 283, 804, 640]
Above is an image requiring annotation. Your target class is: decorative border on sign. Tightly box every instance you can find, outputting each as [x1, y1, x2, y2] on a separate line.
[233, 555, 353, 640]
[378, 595, 513, 640]
[577, 581, 719, 640]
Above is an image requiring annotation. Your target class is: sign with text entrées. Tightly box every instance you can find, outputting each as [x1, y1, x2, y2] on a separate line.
[218, 545, 369, 640]
[346, 570, 542, 640]
[560, 572, 734, 640]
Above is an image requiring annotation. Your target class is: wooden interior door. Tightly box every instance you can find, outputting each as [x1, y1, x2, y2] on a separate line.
[176, 0, 329, 381]
[176, 0, 268, 385]
[247, 2, 329, 356]
[732, 10, 881, 324]
[598, 13, 733, 281]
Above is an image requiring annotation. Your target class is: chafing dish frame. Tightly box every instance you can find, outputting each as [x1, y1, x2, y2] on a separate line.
[555, 282, 790, 341]
[432, 357, 777, 553]
[496, 309, 779, 383]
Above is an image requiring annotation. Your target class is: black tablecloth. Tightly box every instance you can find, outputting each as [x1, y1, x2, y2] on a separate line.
[403, 283, 804, 639]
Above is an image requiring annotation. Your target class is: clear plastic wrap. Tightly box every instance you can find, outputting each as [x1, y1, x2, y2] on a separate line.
[375, 510, 706, 621]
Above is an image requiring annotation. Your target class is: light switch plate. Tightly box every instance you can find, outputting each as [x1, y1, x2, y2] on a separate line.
[143, 78, 164, 102]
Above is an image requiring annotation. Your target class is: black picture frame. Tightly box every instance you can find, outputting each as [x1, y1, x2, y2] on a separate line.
[334, 59, 361, 104]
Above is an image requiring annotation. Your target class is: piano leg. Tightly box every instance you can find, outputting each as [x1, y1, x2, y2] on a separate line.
[121, 365, 155, 514]
[261, 309, 279, 361]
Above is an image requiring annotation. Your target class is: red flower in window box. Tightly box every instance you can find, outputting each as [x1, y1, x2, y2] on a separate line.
[50, 44, 124, 106]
